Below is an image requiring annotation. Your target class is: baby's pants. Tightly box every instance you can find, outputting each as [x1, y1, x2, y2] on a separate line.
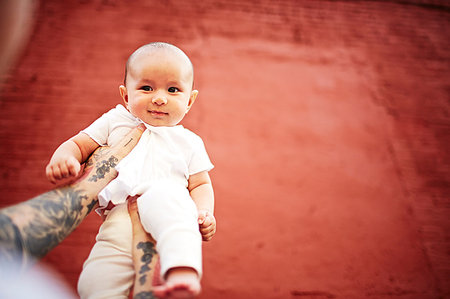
[77, 203, 134, 299]
[77, 182, 202, 299]
[137, 181, 202, 278]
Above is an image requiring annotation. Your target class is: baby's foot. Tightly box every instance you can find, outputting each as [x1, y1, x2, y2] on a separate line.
[153, 267, 200, 299]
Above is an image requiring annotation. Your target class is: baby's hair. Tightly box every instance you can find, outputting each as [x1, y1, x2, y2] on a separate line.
[123, 42, 194, 86]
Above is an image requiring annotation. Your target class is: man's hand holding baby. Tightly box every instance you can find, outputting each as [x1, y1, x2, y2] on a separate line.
[198, 210, 216, 241]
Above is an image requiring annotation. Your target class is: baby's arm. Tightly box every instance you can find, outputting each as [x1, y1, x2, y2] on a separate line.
[46, 133, 99, 183]
[188, 171, 215, 241]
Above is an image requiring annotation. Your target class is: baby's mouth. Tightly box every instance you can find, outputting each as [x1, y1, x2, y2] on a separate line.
[149, 110, 168, 116]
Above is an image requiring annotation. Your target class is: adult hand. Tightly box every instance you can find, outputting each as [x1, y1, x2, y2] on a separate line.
[0, 124, 146, 267]
[76, 124, 146, 193]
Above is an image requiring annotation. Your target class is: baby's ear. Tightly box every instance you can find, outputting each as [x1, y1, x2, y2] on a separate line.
[187, 90, 198, 112]
[119, 85, 128, 105]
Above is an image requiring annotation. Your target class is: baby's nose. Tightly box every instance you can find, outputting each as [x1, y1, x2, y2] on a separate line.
[152, 95, 167, 105]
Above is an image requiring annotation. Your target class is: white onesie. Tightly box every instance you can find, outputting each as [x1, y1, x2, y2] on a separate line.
[80, 104, 213, 286]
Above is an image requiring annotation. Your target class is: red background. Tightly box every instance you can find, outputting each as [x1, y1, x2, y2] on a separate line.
[0, 1, 449, 298]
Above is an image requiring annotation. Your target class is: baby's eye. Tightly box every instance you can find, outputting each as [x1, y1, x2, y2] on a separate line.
[141, 86, 152, 91]
[168, 87, 179, 93]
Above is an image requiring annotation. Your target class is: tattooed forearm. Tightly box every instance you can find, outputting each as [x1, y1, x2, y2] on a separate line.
[132, 241, 159, 299]
[136, 241, 157, 286]
[0, 185, 97, 266]
[0, 213, 24, 266]
[88, 156, 119, 182]
[0, 126, 144, 268]
[134, 291, 157, 299]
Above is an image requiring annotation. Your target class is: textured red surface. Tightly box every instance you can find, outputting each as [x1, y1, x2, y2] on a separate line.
[0, 1, 449, 298]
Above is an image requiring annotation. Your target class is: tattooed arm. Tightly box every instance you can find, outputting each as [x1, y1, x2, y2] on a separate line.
[128, 196, 160, 298]
[0, 124, 145, 267]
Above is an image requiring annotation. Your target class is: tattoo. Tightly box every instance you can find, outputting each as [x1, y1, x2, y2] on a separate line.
[88, 156, 118, 182]
[136, 241, 157, 286]
[0, 214, 24, 266]
[124, 137, 134, 147]
[133, 291, 156, 299]
[0, 185, 96, 266]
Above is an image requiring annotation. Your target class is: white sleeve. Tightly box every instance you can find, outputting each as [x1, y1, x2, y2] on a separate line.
[81, 104, 139, 146]
[81, 109, 114, 146]
[188, 134, 214, 175]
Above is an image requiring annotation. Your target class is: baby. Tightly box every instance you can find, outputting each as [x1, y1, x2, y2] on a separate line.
[46, 42, 215, 298]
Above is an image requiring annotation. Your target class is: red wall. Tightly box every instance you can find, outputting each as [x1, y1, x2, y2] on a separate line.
[1, 1, 449, 298]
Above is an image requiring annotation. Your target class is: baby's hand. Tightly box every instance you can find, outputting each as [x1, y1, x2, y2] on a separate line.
[198, 210, 216, 241]
[46, 155, 81, 184]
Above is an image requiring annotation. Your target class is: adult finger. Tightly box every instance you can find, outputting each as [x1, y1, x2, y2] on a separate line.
[76, 125, 146, 191]
[108, 124, 146, 162]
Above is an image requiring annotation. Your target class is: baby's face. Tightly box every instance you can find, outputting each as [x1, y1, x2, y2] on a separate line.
[121, 49, 197, 127]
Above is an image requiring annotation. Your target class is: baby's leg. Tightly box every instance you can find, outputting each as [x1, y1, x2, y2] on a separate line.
[137, 181, 202, 298]
[77, 203, 134, 299]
